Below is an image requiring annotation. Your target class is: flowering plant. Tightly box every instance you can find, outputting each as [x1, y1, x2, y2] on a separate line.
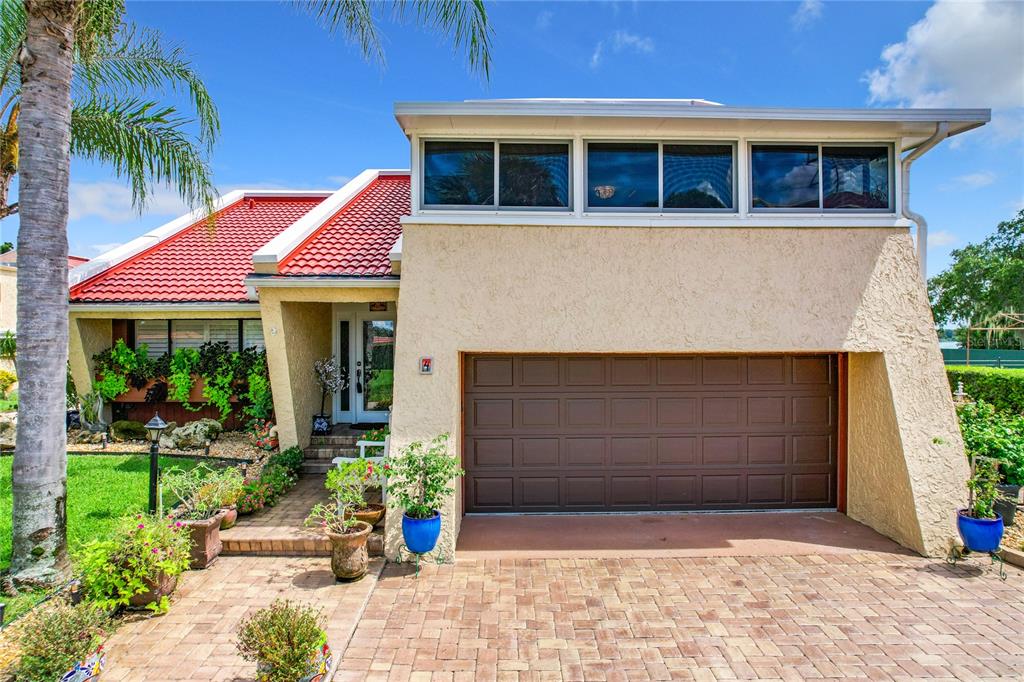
[305, 461, 368, 534]
[313, 356, 347, 417]
[238, 482, 273, 514]
[247, 419, 279, 451]
[77, 513, 191, 612]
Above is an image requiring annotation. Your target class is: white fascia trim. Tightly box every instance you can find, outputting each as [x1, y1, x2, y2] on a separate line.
[68, 189, 334, 287]
[244, 276, 400, 288]
[401, 214, 914, 229]
[395, 100, 991, 125]
[69, 302, 261, 313]
[389, 235, 403, 262]
[252, 169, 410, 268]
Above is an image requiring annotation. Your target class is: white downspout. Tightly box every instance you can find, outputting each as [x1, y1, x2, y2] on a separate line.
[901, 121, 950, 279]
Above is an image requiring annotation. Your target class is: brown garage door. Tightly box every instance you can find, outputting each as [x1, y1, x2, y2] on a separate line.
[463, 354, 838, 512]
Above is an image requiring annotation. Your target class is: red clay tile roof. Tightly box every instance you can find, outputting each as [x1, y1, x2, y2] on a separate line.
[278, 174, 408, 276]
[70, 196, 326, 302]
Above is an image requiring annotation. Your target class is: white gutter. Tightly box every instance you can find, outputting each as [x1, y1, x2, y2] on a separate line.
[244, 275, 400, 289]
[68, 302, 261, 313]
[901, 121, 950, 280]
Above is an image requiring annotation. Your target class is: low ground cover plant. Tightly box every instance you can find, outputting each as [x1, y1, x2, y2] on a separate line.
[15, 601, 110, 682]
[236, 599, 329, 682]
[236, 450, 301, 516]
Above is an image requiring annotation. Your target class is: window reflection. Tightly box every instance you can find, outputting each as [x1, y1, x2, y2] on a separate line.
[423, 141, 494, 206]
[751, 146, 819, 209]
[587, 142, 659, 209]
[823, 147, 889, 209]
[499, 143, 570, 208]
[663, 145, 733, 209]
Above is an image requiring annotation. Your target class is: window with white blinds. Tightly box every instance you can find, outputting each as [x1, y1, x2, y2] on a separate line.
[242, 319, 265, 350]
[135, 319, 169, 357]
[135, 319, 266, 354]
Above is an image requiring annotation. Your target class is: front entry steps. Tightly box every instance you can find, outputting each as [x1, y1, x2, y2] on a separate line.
[301, 436, 359, 474]
[220, 474, 384, 557]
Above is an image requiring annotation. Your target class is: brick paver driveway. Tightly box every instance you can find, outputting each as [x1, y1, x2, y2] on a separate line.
[338, 552, 1023, 681]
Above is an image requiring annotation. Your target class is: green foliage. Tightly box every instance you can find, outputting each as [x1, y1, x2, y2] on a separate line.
[237, 481, 272, 515]
[0, 241, 10, 253]
[268, 446, 304, 475]
[0, 330, 15, 360]
[929, 209, 1024, 329]
[306, 460, 375, 533]
[79, 391, 101, 427]
[966, 457, 1002, 520]
[260, 463, 296, 501]
[14, 601, 111, 682]
[243, 365, 274, 419]
[236, 599, 327, 682]
[0, 368, 15, 396]
[385, 434, 463, 519]
[0, 389, 16, 412]
[77, 513, 191, 611]
[160, 463, 243, 520]
[198, 342, 236, 420]
[947, 365, 1024, 415]
[957, 400, 1024, 486]
[167, 346, 200, 408]
[92, 338, 155, 401]
[110, 419, 147, 441]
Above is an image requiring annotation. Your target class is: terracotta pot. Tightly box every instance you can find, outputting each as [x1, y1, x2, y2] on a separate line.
[346, 503, 385, 528]
[220, 506, 238, 530]
[325, 522, 372, 581]
[128, 571, 178, 609]
[183, 512, 225, 569]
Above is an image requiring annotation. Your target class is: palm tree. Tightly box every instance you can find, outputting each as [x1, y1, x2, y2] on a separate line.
[7, 0, 492, 584]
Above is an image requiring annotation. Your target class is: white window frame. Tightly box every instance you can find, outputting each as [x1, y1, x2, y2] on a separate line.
[419, 138, 574, 213]
[748, 141, 895, 214]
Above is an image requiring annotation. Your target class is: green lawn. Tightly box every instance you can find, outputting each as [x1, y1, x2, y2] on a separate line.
[368, 369, 394, 408]
[1, 454, 203, 622]
[0, 389, 16, 411]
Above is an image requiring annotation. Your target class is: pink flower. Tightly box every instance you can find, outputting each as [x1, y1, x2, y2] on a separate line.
[137, 523, 145, 529]
[175, 521, 183, 528]
[152, 548, 158, 553]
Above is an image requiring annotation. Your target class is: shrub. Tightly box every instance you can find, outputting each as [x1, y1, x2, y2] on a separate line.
[947, 365, 1024, 415]
[0, 368, 16, 396]
[236, 600, 327, 682]
[268, 446, 303, 474]
[966, 457, 1002, 519]
[957, 400, 1024, 486]
[15, 602, 110, 682]
[260, 464, 295, 500]
[161, 464, 244, 519]
[238, 482, 272, 515]
[110, 419, 148, 442]
[306, 461, 374, 534]
[77, 514, 191, 612]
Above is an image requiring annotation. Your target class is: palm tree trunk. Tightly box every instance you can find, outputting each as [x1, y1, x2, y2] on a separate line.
[10, 0, 77, 584]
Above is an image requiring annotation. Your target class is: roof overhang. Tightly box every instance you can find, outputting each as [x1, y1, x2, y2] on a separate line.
[394, 99, 990, 147]
[68, 302, 261, 313]
[243, 275, 400, 289]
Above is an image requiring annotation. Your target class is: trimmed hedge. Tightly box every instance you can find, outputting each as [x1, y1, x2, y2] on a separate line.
[947, 365, 1024, 415]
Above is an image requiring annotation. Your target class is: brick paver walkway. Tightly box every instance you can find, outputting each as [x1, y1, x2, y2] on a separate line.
[338, 553, 1023, 681]
[102, 555, 383, 681]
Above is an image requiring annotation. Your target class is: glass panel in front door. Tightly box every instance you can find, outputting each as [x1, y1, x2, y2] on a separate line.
[361, 320, 395, 413]
[338, 321, 350, 412]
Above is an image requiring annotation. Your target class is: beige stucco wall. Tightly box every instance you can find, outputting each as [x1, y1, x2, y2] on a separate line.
[0, 266, 16, 334]
[256, 287, 399, 449]
[387, 224, 967, 560]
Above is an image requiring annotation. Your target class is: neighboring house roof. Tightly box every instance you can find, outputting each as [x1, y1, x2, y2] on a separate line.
[69, 195, 328, 303]
[0, 251, 89, 268]
[278, 174, 409, 277]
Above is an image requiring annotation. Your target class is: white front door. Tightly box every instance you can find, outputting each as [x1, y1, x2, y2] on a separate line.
[333, 305, 395, 425]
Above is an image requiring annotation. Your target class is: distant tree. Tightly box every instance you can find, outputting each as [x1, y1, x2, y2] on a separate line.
[929, 210, 1024, 348]
[0, 241, 11, 253]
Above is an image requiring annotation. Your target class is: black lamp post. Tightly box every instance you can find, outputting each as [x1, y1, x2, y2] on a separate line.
[145, 413, 168, 514]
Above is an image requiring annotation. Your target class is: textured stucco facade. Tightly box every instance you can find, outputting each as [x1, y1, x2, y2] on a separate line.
[386, 223, 967, 559]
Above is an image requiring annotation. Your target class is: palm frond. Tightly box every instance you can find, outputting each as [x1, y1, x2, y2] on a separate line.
[301, 1, 385, 66]
[70, 97, 217, 214]
[393, 0, 492, 79]
[0, 0, 25, 98]
[75, 24, 220, 147]
[73, 0, 125, 64]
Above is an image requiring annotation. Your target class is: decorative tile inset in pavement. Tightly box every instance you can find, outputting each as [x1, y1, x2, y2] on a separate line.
[339, 553, 1022, 681]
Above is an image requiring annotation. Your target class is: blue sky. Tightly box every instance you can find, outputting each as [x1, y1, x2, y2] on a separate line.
[2, 0, 1021, 278]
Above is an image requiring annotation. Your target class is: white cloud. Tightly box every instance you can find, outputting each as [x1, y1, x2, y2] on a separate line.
[535, 10, 553, 31]
[928, 230, 959, 248]
[590, 30, 654, 69]
[944, 171, 996, 190]
[791, 0, 823, 30]
[69, 182, 187, 224]
[864, 0, 1024, 139]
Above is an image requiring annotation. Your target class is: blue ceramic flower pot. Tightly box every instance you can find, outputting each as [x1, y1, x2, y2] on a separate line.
[957, 510, 1004, 553]
[402, 512, 441, 554]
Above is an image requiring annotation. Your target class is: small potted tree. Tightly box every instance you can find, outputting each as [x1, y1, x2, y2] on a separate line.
[385, 434, 463, 555]
[312, 356, 346, 437]
[957, 456, 1005, 553]
[237, 599, 332, 682]
[344, 458, 386, 528]
[161, 465, 236, 568]
[305, 462, 373, 581]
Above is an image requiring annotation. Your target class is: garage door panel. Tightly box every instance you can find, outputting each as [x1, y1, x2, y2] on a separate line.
[464, 354, 837, 512]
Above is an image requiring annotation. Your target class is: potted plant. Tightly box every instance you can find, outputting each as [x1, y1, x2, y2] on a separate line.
[957, 456, 1005, 553]
[78, 513, 191, 612]
[237, 599, 332, 682]
[343, 458, 386, 527]
[216, 467, 246, 529]
[305, 463, 373, 581]
[312, 356, 346, 436]
[957, 399, 1024, 526]
[15, 601, 110, 682]
[161, 465, 237, 568]
[385, 434, 463, 555]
